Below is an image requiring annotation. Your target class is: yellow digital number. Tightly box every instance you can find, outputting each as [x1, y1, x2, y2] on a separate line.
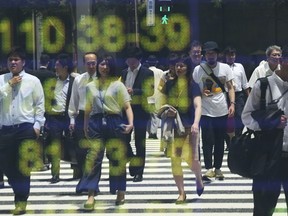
[42, 16, 65, 53]
[102, 15, 125, 52]
[19, 139, 42, 176]
[106, 139, 126, 176]
[77, 15, 101, 52]
[0, 18, 12, 54]
[140, 15, 165, 52]
[166, 14, 190, 51]
[19, 19, 34, 53]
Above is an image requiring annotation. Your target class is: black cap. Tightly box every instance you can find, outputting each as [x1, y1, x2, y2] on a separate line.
[203, 41, 219, 52]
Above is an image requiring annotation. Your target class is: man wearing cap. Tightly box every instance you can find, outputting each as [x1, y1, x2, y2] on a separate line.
[121, 46, 154, 182]
[193, 41, 235, 180]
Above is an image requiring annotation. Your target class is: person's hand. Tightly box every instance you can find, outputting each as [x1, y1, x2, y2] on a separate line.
[277, 115, 287, 129]
[9, 76, 22, 86]
[34, 128, 40, 139]
[191, 123, 199, 135]
[167, 107, 177, 118]
[127, 87, 133, 95]
[203, 89, 213, 97]
[122, 124, 133, 134]
[69, 124, 75, 132]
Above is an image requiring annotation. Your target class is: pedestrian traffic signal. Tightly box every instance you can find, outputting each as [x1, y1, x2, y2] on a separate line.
[157, 0, 172, 25]
[158, 0, 172, 13]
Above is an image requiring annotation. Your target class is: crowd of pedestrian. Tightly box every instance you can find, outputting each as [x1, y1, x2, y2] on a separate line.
[0, 41, 287, 216]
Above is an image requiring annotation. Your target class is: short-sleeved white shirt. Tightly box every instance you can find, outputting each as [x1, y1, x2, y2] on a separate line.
[86, 79, 131, 115]
[193, 62, 234, 117]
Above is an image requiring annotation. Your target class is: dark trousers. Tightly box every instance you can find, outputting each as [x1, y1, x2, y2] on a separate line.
[77, 114, 127, 194]
[73, 111, 88, 178]
[252, 130, 288, 216]
[0, 123, 37, 203]
[200, 115, 227, 170]
[127, 116, 149, 176]
[234, 91, 246, 136]
[46, 114, 70, 177]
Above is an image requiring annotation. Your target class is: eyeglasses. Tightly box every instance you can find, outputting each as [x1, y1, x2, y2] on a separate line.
[86, 61, 97, 66]
[270, 53, 282, 57]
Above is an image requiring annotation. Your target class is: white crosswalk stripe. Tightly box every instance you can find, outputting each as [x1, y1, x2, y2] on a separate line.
[0, 130, 287, 215]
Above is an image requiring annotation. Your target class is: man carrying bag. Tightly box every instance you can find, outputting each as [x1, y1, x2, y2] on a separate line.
[241, 44, 288, 216]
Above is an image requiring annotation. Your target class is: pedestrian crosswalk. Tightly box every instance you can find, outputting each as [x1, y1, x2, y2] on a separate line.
[0, 132, 287, 215]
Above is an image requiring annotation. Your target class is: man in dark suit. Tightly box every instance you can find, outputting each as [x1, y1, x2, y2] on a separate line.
[28, 54, 56, 171]
[29, 53, 56, 83]
[121, 46, 154, 182]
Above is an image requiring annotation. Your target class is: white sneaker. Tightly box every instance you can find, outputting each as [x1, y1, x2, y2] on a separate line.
[215, 169, 224, 180]
[203, 169, 215, 180]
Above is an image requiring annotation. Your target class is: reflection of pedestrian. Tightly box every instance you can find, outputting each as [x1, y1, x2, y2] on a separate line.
[145, 55, 164, 139]
[78, 54, 133, 210]
[223, 46, 250, 150]
[242, 44, 288, 216]
[161, 55, 203, 203]
[45, 53, 75, 183]
[68, 52, 98, 180]
[28, 53, 56, 171]
[193, 41, 235, 181]
[0, 47, 45, 215]
[121, 46, 154, 182]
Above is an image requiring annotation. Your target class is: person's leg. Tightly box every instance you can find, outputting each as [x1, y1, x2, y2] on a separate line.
[234, 92, 246, 136]
[171, 156, 186, 203]
[213, 115, 227, 170]
[188, 130, 204, 196]
[200, 116, 215, 173]
[46, 116, 64, 182]
[252, 178, 281, 216]
[130, 117, 148, 180]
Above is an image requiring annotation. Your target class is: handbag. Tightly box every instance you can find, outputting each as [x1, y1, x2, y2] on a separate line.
[228, 130, 259, 178]
[251, 77, 288, 130]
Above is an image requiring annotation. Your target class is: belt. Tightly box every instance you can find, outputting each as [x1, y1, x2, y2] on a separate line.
[235, 91, 244, 94]
[2, 122, 32, 129]
[48, 111, 66, 117]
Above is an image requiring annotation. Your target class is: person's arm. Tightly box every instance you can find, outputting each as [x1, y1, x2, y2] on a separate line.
[226, 79, 235, 117]
[191, 95, 201, 135]
[84, 86, 93, 138]
[68, 80, 79, 131]
[123, 101, 134, 134]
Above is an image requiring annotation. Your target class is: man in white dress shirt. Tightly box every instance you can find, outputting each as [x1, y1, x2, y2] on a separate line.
[68, 52, 97, 181]
[0, 47, 45, 215]
[248, 45, 282, 88]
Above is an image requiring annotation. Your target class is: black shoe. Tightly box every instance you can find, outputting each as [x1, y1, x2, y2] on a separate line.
[197, 186, 204, 196]
[0, 181, 4, 189]
[73, 168, 82, 179]
[50, 175, 60, 183]
[148, 134, 158, 139]
[133, 174, 143, 182]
